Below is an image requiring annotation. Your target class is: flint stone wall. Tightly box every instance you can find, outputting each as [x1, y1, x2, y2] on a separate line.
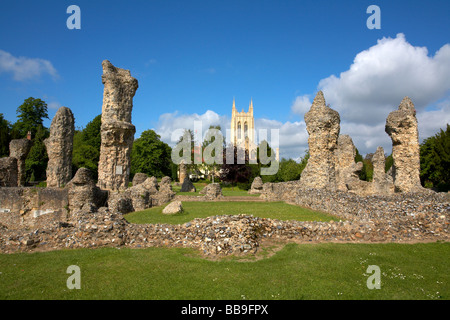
[0, 187, 68, 230]
[0, 157, 18, 187]
[9, 139, 33, 186]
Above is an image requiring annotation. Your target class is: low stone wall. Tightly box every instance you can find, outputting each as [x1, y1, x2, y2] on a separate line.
[0, 181, 448, 256]
[0, 187, 68, 230]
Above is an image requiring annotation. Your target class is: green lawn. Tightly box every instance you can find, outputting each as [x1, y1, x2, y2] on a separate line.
[124, 201, 339, 224]
[0, 242, 448, 300]
[172, 182, 260, 197]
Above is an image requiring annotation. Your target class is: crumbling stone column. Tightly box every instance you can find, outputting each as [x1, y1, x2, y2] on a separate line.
[371, 146, 394, 195]
[335, 135, 365, 192]
[0, 157, 18, 187]
[179, 161, 187, 184]
[97, 60, 138, 191]
[300, 91, 340, 190]
[9, 138, 32, 186]
[44, 107, 75, 188]
[385, 97, 423, 193]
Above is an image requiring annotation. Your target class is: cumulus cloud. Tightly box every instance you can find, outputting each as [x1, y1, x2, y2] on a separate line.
[318, 33, 450, 125]
[417, 98, 450, 139]
[154, 110, 229, 146]
[47, 101, 62, 110]
[291, 33, 450, 155]
[0, 49, 59, 81]
[153, 110, 308, 161]
[291, 95, 312, 116]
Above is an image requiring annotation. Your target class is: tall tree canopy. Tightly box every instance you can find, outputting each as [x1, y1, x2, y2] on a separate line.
[72, 114, 102, 179]
[0, 113, 11, 157]
[131, 129, 172, 178]
[25, 124, 49, 182]
[420, 124, 450, 191]
[12, 97, 49, 138]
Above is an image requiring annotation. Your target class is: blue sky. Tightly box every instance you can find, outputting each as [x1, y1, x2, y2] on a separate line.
[1, 0, 449, 160]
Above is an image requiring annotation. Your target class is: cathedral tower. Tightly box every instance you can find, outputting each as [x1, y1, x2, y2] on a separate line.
[230, 98, 256, 159]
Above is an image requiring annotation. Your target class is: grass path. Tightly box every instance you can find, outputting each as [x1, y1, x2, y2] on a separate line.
[0, 242, 448, 300]
[124, 201, 339, 225]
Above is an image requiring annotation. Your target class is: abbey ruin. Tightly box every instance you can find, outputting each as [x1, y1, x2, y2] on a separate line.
[0, 61, 448, 256]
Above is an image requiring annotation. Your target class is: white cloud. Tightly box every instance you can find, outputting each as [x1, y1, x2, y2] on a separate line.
[417, 98, 450, 140]
[291, 33, 450, 155]
[152, 110, 309, 161]
[0, 49, 59, 81]
[47, 101, 62, 110]
[291, 95, 312, 116]
[144, 58, 157, 67]
[154, 110, 229, 146]
[318, 33, 450, 125]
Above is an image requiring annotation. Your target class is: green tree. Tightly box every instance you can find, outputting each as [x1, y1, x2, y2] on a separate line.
[72, 114, 102, 179]
[131, 129, 172, 178]
[12, 97, 49, 138]
[220, 144, 252, 189]
[385, 154, 393, 173]
[202, 125, 223, 182]
[25, 125, 49, 182]
[0, 113, 12, 156]
[420, 124, 450, 191]
[355, 148, 373, 181]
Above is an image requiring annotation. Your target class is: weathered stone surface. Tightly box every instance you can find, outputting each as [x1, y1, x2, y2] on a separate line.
[139, 177, 159, 194]
[1, 189, 447, 255]
[98, 60, 138, 191]
[372, 146, 395, 195]
[199, 183, 223, 200]
[260, 181, 301, 202]
[335, 135, 368, 192]
[180, 177, 196, 192]
[162, 201, 183, 215]
[300, 91, 340, 190]
[132, 173, 148, 186]
[44, 107, 75, 188]
[66, 168, 107, 214]
[179, 161, 187, 184]
[248, 176, 263, 194]
[107, 176, 174, 214]
[0, 157, 18, 187]
[9, 139, 32, 186]
[152, 176, 175, 206]
[385, 97, 425, 193]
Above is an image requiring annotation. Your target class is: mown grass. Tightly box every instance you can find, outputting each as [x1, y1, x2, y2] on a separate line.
[0, 242, 448, 300]
[124, 201, 339, 225]
[172, 182, 260, 197]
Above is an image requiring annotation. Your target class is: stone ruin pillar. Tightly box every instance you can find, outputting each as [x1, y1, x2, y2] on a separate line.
[179, 161, 187, 184]
[385, 97, 424, 193]
[300, 91, 340, 190]
[97, 60, 138, 191]
[9, 138, 33, 186]
[44, 107, 75, 188]
[335, 134, 364, 192]
[371, 146, 394, 195]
